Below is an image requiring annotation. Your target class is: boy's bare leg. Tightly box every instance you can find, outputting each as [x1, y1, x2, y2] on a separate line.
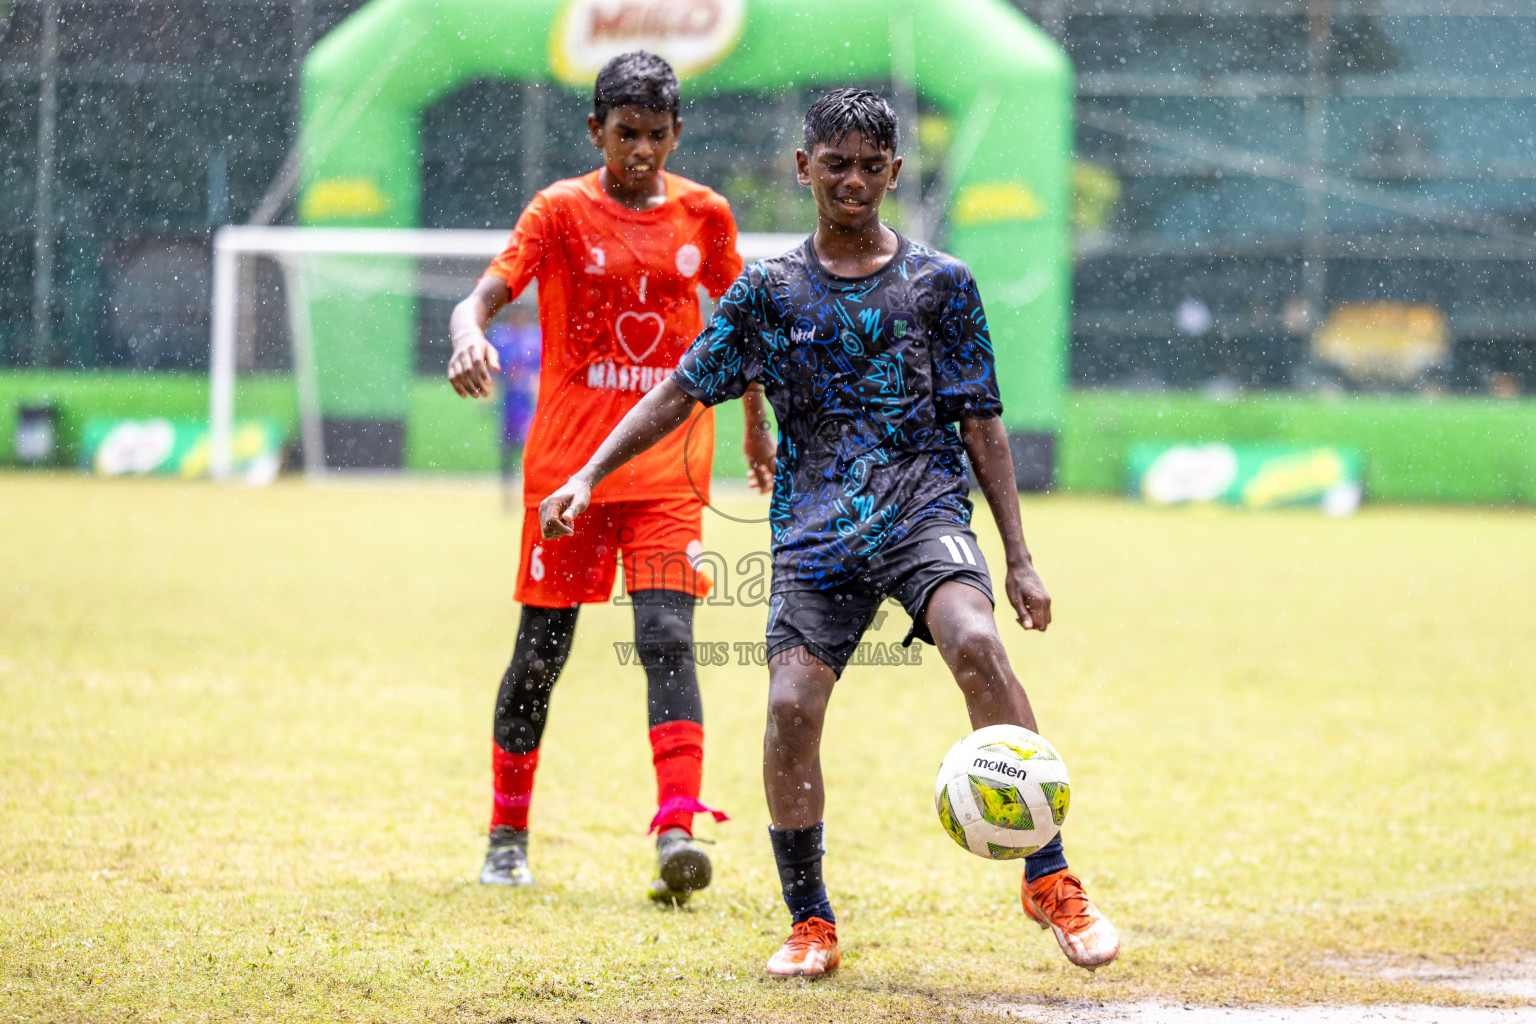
[922, 580, 1038, 732]
[763, 650, 837, 829]
[761, 648, 841, 977]
[924, 579, 1119, 969]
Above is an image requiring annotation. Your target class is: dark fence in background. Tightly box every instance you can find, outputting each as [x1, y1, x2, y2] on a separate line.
[1018, 0, 1536, 393]
[0, 0, 368, 371]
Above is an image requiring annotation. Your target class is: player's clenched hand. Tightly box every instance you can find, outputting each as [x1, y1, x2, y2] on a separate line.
[447, 336, 501, 399]
[539, 477, 592, 539]
[1005, 562, 1052, 632]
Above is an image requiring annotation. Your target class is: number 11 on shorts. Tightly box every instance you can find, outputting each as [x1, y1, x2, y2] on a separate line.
[938, 534, 977, 566]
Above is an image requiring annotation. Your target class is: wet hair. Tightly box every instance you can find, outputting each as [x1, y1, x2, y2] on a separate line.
[802, 88, 899, 155]
[592, 51, 680, 125]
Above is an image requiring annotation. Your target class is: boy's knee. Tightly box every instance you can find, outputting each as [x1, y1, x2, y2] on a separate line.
[765, 677, 825, 738]
[950, 620, 1006, 672]
[633, 590, 694, 668]
[766, 687, 809, 729]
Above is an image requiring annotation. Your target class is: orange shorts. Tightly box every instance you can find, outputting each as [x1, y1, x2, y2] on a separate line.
[514, 496, 712, 607]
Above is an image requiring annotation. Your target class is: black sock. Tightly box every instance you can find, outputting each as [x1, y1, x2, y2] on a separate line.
[769, 823, 835, 925]
[1024, 832, 1067, 883]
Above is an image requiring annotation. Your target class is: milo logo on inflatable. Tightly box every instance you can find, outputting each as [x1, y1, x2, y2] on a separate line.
[550, 0, 746, 85]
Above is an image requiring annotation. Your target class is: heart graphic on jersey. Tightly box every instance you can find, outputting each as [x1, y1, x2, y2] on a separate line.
[615, 311, 665, 363]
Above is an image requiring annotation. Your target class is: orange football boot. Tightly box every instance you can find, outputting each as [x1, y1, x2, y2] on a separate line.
[1022, 869, 1120, 969]
[765, 917, 841, 978]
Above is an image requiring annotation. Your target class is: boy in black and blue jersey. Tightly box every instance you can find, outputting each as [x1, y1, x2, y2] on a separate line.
[539, 88, 1118, 978]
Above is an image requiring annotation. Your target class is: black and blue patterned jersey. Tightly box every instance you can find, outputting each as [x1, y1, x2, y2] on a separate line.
[671, 234, 1004, 589]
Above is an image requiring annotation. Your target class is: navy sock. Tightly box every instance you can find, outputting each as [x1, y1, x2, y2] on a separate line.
[769, 823, 835, 925]
[1024, 832, 1068, 884]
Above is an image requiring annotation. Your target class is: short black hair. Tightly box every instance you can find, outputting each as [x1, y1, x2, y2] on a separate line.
[592, 51, 680, 125]
[802, 88, 899, 154]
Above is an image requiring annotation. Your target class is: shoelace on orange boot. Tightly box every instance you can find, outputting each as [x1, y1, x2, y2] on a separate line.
[1031, 872, 1095, 931]
[783, 917, 837, 952]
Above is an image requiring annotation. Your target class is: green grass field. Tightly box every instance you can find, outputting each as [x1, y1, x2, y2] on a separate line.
[2, 474, 1534, 1022]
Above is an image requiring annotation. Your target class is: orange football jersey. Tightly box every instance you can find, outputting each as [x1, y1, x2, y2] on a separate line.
[484, 170, 742, 507]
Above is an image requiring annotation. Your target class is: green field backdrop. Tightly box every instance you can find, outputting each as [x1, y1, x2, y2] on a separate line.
[1, 476, 1533, 1022]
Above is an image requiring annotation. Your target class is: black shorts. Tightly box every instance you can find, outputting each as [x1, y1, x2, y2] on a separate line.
[765, 518, 994, 677]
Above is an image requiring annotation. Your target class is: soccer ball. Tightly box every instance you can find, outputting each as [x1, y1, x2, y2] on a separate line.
[934, 724, 1070, 860]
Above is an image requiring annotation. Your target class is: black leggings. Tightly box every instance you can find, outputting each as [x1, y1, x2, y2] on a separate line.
[492, 590, 701, 755]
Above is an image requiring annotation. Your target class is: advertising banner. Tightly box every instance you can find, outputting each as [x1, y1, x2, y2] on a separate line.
[1128, 442, 1362, 515]
[83, 418, 283, 484]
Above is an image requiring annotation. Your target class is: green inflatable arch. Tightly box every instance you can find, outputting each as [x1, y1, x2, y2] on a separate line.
[298, 0, 1072, 482]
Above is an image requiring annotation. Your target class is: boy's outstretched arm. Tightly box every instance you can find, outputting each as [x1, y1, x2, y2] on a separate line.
[447, 277, 510, 398]
[960, 415, 1052, 633]
[539, 379, 699, 538]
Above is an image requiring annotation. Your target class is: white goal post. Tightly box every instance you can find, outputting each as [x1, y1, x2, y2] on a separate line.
[208, 226, 805, 479]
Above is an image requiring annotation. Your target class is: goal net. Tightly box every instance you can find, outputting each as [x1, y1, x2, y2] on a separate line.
[207, 226, 803, 480]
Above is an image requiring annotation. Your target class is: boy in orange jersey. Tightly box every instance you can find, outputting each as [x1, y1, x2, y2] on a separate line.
[447, 52, 771, 901]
